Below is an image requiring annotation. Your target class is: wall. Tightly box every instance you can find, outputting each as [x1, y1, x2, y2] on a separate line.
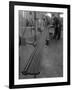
[0, 0, 72, 90]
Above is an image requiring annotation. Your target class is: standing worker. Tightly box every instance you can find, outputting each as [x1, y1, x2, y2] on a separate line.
[43, 16, 50, 46]
[52, 14, 61, 40]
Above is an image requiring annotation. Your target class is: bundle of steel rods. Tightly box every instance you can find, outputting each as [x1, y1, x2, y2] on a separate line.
[22, 26, 51, 76]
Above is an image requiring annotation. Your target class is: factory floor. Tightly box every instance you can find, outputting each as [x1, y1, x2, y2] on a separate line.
[19, 34, 63, 79]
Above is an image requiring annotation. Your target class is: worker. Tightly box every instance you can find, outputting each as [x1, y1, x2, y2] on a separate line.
[52, 14, 62, 40]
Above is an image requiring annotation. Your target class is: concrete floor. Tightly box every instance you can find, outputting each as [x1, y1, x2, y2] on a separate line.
[19, 37, 63, 79]
[38, 38, 63, 78]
